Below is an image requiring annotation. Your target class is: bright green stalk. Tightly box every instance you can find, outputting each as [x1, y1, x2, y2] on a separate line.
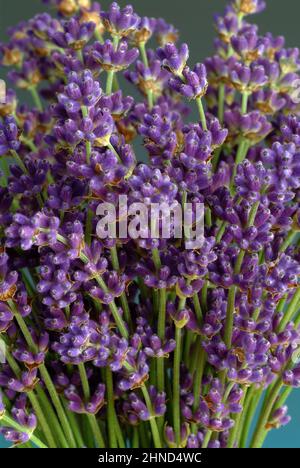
[0, 414, 47, 448]
[202, 430, 212, 448]
[173, 297, 186, 447]
[39, 365, 77, 447]
[191, 342, 206, 434]
[35, 385, 68, 448]
[62, 399, 85, 448]
[95, 276, 129, 339]
[279, 230, 297, 252]
[106, 36, 119, 95]
[218, 83, 225, 124]
[157, 288, 167, 392]
[106, 367, 118, 448]
[196, 97, 208, 131]
[141, 384, 162, 448]
[132, 427, 139, 448]
[277, 288, 300, 333]
[250, 379, 283, 448]
[29, 87, 43, 112]
[110, 245, 132, 328]
[193, 293, 203, 323]
[81, 106, 92, 164]
[227, 388, 247, 448]
[78, 362, 105, 448]
[139, 42, 154, 109]
[240, 388, 262, 448]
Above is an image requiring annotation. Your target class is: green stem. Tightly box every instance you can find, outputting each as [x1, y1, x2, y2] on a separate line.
[95, 276, 129, 339]
[5, 350, 57, 448]
[191, 343, 206, 434]
[28, 393, 57, 448]
[35, 385, 68, 448]
[106, 71, 114, 95]
[1, 414, 47, 448]
[62, 399, 85, 448]
[196, 97, 208, 131]
[277, 288, 300, 333]
[106, 367, 118, 448]
[193, 293, 203, 323]
[10, 150, 28, 174]
[241, 92, 248, 115]
[157, 288, 167, 392]
[139, 42, 154, 109]
[29, 87, 43, 112]
[78, 362, 105, 448]
[39, 365, 77, 447]
[133, 427, 139, 448]
[85, 207, 93, 246]
[81, 106, 92, 164]
[110, 245, 132, 327]
[224, 285, 236, 349]
[227, 388, 247, 448]
[106, 37, 119, 95]
[240, 388, 262, 448]
[20, 135, 37, 152]
[78, 362, 90, 401]
[201, 281, 208, 313]
[215, 221, 227, 244]
[250, 380, 283, 448]
[107, 141, 123, 164]
[87, 414, 105, 448]
[141, 384, 162, 448]
[218, 83, 225, 124]
[202, 430, 212, 448]
[173, 324, 182, 447]
[280, 231, 297, 253]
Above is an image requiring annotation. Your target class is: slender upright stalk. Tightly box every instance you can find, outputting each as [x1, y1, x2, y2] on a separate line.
[141, 384, 162, 448]
[110, 245, 132, 328]
[81, 106, 92, 164]
[78, 363, 105, 448]
[29, 87, 43, 112]
[250, 379, 283, 448]
[196, 97, 208, 131]
[173, 297, 185, 447]
[106, 36, 119, 95]
[139, 42, 154, 109]
[106, 367, 118, 448]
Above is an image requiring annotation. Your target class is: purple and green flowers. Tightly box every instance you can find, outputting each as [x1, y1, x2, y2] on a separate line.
[0, 0, 299, 449]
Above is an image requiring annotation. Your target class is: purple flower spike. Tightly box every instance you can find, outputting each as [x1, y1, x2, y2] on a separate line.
[102, 2, 140, 37]
[50, 18, 95, 50]
[157, 42, 189, 75]
[169, 63, 208, 100]
[85, 39, 139, 72]
[0, 116, 20, 155]
[57, 70, 102, 112]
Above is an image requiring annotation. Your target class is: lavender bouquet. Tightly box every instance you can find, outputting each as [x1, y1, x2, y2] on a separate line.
[0, 0, 299, 449]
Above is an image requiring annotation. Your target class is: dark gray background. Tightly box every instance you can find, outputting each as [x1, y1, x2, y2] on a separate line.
[1, 0, 300, 62]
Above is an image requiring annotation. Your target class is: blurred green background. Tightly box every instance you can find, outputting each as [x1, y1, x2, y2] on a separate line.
[0, 0, 300, 448]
